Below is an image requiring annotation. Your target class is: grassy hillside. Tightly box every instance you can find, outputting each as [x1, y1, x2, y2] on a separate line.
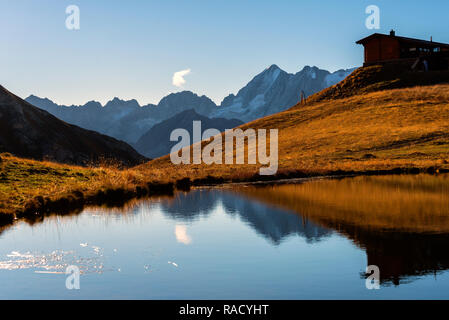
[308, 64, 449, 102]
[2, 66, 449, 218]
[143, 82, 449, 181]
[0, 153, 170, 220]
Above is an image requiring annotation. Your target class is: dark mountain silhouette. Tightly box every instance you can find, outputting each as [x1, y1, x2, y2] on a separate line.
[0, 85, 147, 166]
[134, 109, 243, 158]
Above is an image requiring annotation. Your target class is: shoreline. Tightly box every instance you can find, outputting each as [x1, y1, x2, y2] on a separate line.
[2, 165, 447, 229]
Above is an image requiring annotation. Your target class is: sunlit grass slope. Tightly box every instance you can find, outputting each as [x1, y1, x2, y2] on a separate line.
[2, 66, 449, 217]
[143, 82, 449, 181]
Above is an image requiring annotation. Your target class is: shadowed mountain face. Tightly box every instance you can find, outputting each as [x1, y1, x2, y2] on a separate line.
[26, 65, 355, 144]
[26, 91, 217, 144]
[134, 109, 243, 158]
[0, 85, 147, 166]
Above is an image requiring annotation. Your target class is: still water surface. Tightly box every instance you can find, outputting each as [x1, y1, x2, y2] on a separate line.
[0, 174, 448, 299]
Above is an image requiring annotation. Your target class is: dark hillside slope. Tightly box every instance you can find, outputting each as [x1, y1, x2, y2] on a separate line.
[0, 85, 146, 166]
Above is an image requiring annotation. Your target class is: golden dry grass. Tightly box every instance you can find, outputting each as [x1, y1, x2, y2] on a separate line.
[2, 81, 449, 217]
[0, 153, 167, 216]
[142, 84, 449, 180]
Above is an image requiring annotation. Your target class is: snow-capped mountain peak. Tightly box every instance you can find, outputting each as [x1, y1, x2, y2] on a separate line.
[212, 65, 356, 122]
[26, 64, 357, 144]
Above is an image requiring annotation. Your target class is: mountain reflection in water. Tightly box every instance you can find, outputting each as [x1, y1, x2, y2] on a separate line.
[234, 174, 449, 285]
[159, 189, 331, 245]
[1, 174, 448, 298]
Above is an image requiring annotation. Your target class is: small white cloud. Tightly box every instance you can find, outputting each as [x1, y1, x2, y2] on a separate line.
[172, 69, 191, 87]
[175, 225, 192, 245]
[168, 261, 179, 267]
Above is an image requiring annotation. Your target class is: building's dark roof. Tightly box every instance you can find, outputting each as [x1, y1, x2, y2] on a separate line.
[356, 33, 449, 48]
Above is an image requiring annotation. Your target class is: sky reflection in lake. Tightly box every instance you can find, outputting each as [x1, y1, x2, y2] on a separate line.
[0, 175, 448, 299]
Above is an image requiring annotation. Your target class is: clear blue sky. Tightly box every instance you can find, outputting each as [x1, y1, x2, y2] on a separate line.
[1, 0, 448, 105]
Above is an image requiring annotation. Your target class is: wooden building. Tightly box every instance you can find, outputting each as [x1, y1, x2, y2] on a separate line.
[356, 30, 449, 70]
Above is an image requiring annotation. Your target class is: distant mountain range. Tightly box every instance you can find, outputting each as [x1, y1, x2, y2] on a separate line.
[0, 85, 146, 166]
[214, 65, 355, 121]
[26, 65, 356, 147]
[135, 109, 243, 158]
[25, 92, 217, 144]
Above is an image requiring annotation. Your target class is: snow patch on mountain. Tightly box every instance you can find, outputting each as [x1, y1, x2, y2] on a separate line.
[265, 67, 281, 86]
[325, 68, 357, 87]
[26, 64, 358, 145]
[211, 65, 357, 122]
